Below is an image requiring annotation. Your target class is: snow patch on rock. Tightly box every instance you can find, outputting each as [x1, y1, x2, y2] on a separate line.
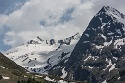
[61, 67, 67, 78]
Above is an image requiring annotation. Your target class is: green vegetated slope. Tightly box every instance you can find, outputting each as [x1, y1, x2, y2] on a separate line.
[0, 52, 49, 83]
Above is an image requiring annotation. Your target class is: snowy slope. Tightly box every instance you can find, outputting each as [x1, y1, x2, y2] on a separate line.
[5, 33, 81, 74]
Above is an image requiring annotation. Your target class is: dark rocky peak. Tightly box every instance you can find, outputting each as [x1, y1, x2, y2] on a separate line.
[69, 6, 125, 61]
[49, 6, 125, 83]
[84, 6, 125, 45]
[97, 6, 125, 19]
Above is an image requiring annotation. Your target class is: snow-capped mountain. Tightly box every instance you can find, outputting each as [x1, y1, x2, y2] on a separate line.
[5, 33, 81, 74]
[49, 6, 125, 83]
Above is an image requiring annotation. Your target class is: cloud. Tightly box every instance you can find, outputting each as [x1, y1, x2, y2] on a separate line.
[0, 0, 82, 47]
[0, 0, 125, 49]
[0, 26, 11, 51]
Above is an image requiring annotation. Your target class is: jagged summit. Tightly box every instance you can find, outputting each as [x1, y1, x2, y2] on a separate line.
[96, 6, 125, 25]
[28, 33, 81, 45]
[98, 6, 125, 18]
[104, 6, 125, 18]
[5, 33, 81, 74]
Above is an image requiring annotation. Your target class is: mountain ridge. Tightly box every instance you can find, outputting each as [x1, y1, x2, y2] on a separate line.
[5, 33, 81, 74]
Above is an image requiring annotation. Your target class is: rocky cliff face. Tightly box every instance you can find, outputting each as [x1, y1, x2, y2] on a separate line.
[49, 6, 125, 83]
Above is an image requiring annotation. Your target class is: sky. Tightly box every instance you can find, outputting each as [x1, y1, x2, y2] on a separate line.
[0, 0, 125, 51]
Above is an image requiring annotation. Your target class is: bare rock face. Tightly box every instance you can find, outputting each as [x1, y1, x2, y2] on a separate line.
[49, 6, 125, 83]
[0, 75, 3, 80]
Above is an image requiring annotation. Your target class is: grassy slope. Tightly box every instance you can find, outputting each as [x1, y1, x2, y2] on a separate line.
[0, 52, 50, 83]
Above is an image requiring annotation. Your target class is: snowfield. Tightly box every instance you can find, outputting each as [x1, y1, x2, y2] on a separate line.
[5, 33, 81, 74]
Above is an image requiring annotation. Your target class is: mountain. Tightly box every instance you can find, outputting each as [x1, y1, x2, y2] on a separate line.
[0, 52, 27, 83]
[0, 52, 84, 83]
[48, 6, 125, 83]
[5, 33, 81, 74]
[0, 52, 28, 82]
